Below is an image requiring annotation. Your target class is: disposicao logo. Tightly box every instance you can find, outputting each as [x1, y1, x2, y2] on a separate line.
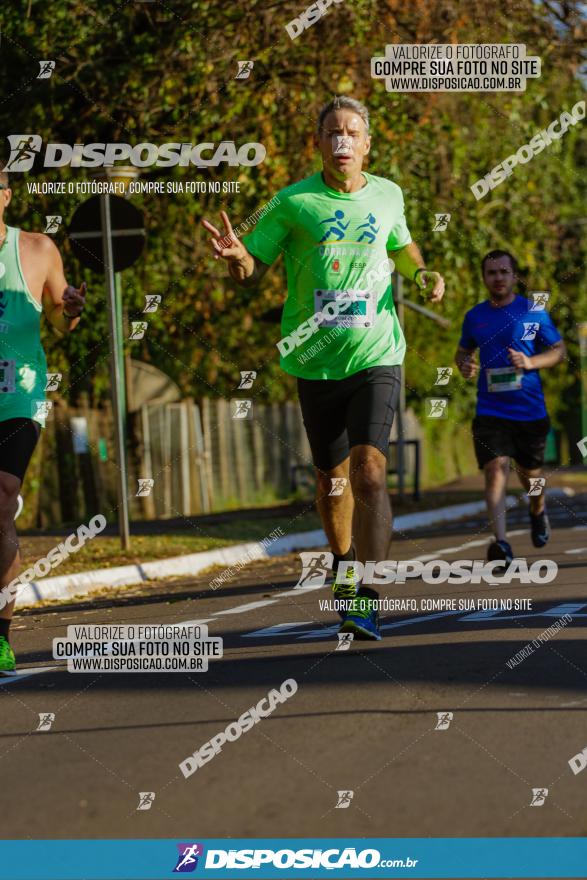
[2, 135, 266, 171]
[173, 843, 204, 873]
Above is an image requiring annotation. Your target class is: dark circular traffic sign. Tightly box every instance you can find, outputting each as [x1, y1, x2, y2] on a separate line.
[68, 195, 145, 273]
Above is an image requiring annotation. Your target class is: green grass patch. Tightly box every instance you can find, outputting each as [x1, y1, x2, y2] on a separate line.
[19, 510, 323, 577]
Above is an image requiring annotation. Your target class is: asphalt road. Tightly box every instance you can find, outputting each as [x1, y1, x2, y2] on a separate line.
[2, 493, 587, 845]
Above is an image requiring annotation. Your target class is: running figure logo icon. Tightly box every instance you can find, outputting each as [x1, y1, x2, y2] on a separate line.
[3, 135, 43, 172]
[329, 477, 347, 496]
[527, 477, 546, 497]
[173, 843, 204, 873]
[335, 790, 354, 809]
[295, 551, 334, 588]
[36, 713, 55, 732]
[143, 295, 161, 313]
[434, 367, 453, 385]
[529, 292, 550, 312]
[333, 135, 353, 156]
[37, 61, 56, 79]
[521, 322, 539, 341]
[129, 322, 148, 340]
[530, 788, 549, 806]
[432, 213, 451, 232]
[136, 478, 155, 497]
[427, 398, 448, 419]
[235, 61, 254, 79]
[44, 216, 62, 233]
[233, 400, 252, 419]
[356, 213, 380, 244]
[319, 209, 349, 243]
[45, 372, 62, 392]
[136, 792, 155, 811]
[435, 712, 453, 731]
[336, 633, 354, 651]
[238, 371, 257, 390]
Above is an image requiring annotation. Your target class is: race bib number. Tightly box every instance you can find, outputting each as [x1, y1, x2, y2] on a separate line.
[486, 366, 523, 392]
[313, 289, 375, 329]
[0, 359, 16, 393]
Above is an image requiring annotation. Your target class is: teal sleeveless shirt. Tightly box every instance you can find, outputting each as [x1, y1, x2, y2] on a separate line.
[0, 226, 48, 426]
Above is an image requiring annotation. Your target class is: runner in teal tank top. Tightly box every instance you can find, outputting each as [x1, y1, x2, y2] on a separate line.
[0, 169, 87, 673]
[0, 225, 50, 425]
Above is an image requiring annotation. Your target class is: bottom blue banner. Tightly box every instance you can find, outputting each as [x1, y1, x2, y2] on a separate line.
[0, 838, 586, 879]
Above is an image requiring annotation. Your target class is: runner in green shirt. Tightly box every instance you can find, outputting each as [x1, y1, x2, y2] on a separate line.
[243, 168, 410, 381]
[203, 95, 445, 640]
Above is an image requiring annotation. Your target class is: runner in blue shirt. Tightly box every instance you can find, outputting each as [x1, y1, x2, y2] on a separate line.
[455, 250, 566, 566]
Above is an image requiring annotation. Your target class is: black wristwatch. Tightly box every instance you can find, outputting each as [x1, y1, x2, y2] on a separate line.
[63, 310, 79, 320]
[413, 267, 427, 283]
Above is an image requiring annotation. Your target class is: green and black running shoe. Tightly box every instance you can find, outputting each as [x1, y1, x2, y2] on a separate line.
[0, 636, 16, 674]
[339, 587, 382, 641]
[332, 564, 359, 619]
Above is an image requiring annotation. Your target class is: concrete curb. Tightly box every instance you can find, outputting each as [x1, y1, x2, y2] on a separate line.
[14, 495, 519, 609]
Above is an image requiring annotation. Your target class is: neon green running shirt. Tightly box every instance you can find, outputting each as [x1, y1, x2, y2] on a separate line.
[243, 171, 412, 380]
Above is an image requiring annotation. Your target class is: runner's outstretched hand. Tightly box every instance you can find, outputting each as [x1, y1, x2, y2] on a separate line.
[201, 211, 247, 263]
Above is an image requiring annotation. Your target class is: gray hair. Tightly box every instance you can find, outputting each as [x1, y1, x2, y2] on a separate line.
[317, 96, 370, 134]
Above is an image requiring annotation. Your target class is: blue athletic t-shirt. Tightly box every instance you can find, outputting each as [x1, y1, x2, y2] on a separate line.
[459, 295, 562, 420]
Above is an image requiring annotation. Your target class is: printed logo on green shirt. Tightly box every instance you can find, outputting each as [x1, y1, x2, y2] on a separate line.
[318, 210, 381, 245]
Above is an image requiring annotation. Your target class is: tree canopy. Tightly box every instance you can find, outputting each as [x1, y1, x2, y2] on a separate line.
[0, 0, 584, 439]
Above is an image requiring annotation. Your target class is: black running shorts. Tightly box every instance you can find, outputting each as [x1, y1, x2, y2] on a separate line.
[472, 414, 550, 471]
[0, 418, 41, 482]
[297, 366, 401, 471]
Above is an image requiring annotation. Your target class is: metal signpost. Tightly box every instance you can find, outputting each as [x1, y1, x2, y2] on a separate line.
[69, 193, 145, 549]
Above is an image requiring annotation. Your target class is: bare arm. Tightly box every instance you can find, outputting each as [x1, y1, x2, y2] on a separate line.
[508, 340, 566, 371]
[40, 237, 86, 333]
[202, 211, 271, 288]
[388, 240, 445, 304]
[389, 240, 425, 280]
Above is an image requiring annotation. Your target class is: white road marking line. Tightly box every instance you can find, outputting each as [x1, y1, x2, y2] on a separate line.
[381, 610, 462, 631]
[299, 624, 339, 640]
[213, 599, 279, 616]
[242, 621, 314, 638]
[565, 548, 587, 555]
[462, 601, 587, 622]
[385, 529, 527, 565]
[280, 584, 327, 596]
